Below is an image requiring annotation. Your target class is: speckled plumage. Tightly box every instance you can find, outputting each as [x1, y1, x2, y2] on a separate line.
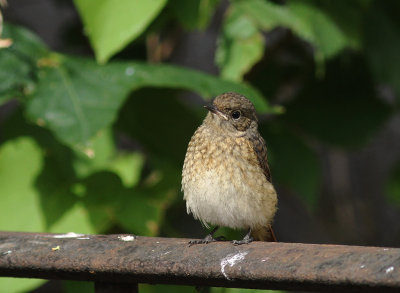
[181, 92, 277, 242]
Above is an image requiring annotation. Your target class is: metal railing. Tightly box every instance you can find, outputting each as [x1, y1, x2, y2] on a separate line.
[0, 231, 399, 292]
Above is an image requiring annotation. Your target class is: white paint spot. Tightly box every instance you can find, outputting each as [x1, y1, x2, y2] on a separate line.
[360, 265, 366, 269]
[156, 241, 160, 244]
[163, 251, 171, 255]
[261, 257, 270, 262]
[28, 240, 48, 245]
[2, 250, 12, 255]
[53, 232, 85, 238]
[220, 251, 249, 280]
[118, 235, 135, 242]
[77, 237, 90, 240]
[383, 248, 389, 251]
[125, 67, 135, 76]
[386, 266, 394, 273]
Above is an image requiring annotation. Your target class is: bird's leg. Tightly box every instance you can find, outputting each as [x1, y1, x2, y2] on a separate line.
[232, 228, 253, 245]
[189, 226, 224, 246]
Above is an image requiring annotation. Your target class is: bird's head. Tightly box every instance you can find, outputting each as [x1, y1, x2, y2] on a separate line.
[204, 92, 258, 135]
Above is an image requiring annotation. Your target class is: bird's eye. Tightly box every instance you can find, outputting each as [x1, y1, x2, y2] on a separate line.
[231, 110, 241, 120]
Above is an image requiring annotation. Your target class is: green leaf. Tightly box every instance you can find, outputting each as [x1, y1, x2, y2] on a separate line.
[233, 0, 348, 60]
[303, 0, 371, 50]
[120, 63, 269, 111]
[0, 137, 50, 293]
[0, 51, 30, 103]
[233, 0, 305, 32]
[0, 278, 46, 293]
[5, 24, 269, 150]
[74, 0, 167, 63]
[114, 188, 165, 236]
[35, 145, 78, 229]
[216, 5, 265, 81]
[64, 281, 94, 293]
[81, 171, 166, 235]
[26, 54, 269, 149]
[49, 202, 96, 234]
[169, 0, 220, 30]
[288, 1, 347, 59]
[80, 172, 118, 232]
[73, 129, 115, 176]
[0, 137, 45, 231]
[1, 23, 48, 57]
[0, 24, 48, 104]
[0, 108, 93, 232]
[109, 153, 144, 187]
[0, 133, 96, 237]
[26, 55, 131, 149]
[73, 128, 144, 187]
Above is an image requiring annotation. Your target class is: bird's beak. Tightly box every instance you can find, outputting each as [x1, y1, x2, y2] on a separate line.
[204, 105, 228, 120]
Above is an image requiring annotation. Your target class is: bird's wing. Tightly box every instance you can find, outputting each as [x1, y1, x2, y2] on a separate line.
[250, 134, 271, 182]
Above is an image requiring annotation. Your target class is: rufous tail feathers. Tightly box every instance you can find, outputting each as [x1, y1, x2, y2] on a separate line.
[251, 224, 277, 242]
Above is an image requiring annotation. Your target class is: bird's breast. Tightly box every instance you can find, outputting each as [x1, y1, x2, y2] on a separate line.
[182, 126, 277, 229]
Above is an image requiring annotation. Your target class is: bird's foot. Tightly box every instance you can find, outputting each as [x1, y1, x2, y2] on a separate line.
[232, 229, 253, 245]
[189, 235, 225, 246]
[232, 236, 253, 245]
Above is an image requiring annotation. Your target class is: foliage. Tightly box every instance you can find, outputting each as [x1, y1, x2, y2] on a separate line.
[74, 0, 168, 63]
[1, 0, 399, 292]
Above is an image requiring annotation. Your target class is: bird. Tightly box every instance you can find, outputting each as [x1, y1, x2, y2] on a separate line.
[181, 92, 277, 245]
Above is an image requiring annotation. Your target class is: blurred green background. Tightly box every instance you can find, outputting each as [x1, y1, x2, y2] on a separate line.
[1, 0, 400, 292]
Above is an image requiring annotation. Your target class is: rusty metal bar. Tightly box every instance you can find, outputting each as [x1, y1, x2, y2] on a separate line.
[0, 231, 399, 292]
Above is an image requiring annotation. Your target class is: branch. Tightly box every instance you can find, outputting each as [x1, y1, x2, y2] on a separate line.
[0, 231, 399, 292]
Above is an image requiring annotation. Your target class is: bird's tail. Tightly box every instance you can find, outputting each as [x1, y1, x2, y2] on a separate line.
[251, 224, 277, 242]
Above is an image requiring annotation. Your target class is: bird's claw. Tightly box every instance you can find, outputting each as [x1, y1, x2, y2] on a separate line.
[232, 234, 253, 245]
[188, 234, 226, 246]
